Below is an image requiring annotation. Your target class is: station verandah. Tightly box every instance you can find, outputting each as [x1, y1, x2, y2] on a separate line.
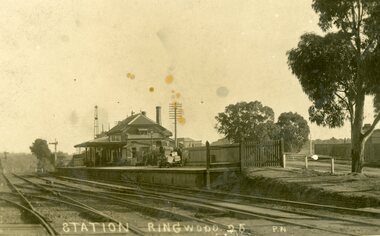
[73, 136, 174, 167]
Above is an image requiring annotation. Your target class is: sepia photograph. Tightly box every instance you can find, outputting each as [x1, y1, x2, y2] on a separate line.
[0, 0, 379, 235]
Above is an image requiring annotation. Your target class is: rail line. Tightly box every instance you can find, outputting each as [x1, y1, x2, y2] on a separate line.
[19, 175, 241, 233]
[12, 173, 146, 235]
[129, 179, 380, 217]
[16, 181, 233, 232]
[56, 175, 380, 217]
[38, 174, 380, 236]
[36, 176, 380, 229]
[1, 173, 58, 235]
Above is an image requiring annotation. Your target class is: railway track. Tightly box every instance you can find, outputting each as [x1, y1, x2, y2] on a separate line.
[61, 175, 380, 217]
[10, 173, 148, 235]
[12, 173, 232, 235]
[0, 165, 48, 234]
[32, 174, 380, 236]
[1, 173, 58, 235]
[83, 176, 380, 217]
[36, 176, 380, 229]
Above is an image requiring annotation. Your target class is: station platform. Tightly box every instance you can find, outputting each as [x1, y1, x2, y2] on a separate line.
[56, 166, 241, 189]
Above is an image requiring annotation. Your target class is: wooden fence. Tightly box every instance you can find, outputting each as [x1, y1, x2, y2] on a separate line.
[183, 143, 240, 167]
[184, 139, 284, 169]
[241, 139, 284, 168]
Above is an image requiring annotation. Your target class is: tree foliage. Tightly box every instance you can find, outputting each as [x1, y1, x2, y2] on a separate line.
[30, 139, 51, 160]
[30, 139, 54, 171]
[274, 112, 310, 152]
[288, 32, 356, 128]
[215, 101, 275, 143]
[287, 0, 380, 172]
[215, 102, 310, 152]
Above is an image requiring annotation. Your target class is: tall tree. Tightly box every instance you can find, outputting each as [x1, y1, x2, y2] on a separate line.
[30, 139, 54, 171]
[287, 0, 380, 173]
[274, 112, 310, 153]
[215, 101, 275, 143]
[30, 139, 51, 159]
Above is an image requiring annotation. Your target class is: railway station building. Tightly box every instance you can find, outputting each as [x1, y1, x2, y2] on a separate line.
[74, 106, 174, 167]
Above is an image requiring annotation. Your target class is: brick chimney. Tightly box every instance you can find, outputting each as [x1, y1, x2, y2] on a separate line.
[141, 111, 146, 116]
[156, 106, 162, 125]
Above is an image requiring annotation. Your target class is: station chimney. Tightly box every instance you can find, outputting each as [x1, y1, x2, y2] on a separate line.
[156, 106, 162, 125]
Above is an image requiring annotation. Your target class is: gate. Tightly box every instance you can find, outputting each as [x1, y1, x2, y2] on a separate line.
[241, 139, 284, 168]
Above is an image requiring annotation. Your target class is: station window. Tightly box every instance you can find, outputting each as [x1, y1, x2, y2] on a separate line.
[138, 128, 149, 135]
[110, 135, 121, 142]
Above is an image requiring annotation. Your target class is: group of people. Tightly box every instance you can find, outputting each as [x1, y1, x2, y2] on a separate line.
[141, 145, 182, 167]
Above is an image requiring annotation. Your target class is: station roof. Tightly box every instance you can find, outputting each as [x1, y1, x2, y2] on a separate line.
[74, 112, 173, 148]
[107, 114, 139, 134]
[75, 136, 175, 148]
[107, 112, 172, 136]
[74, 136, 127, 148]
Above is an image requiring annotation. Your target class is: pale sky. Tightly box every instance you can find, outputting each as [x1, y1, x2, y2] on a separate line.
[0, 0, 376, 153]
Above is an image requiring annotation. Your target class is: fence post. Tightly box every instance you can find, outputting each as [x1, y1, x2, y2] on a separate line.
[331, 158, 335, 174]
[305, 156, 308, 169]
[206, 141, 211, 189]
[239, 141, 242, 172]
[280, 138, 285, 167]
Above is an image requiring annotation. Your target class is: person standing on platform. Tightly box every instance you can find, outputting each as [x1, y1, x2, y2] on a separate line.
[158, 142, 166, 167]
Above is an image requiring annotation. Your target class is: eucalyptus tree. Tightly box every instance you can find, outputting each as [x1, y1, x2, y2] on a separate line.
[275, 112, 310, 153]
[215, 101, 276, 143]
[287, 0, 380, 172]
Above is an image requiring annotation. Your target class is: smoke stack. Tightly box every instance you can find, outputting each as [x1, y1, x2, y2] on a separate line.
[156, 106, 162, 125]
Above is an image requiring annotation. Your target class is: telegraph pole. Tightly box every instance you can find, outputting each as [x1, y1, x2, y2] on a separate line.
[169, 102, 183, 148]
[49, 139, 58, 165]
[94, 105, 99, 138]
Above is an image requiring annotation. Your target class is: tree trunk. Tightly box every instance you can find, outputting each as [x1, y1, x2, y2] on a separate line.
[351, 135, 365, 173]
[351, 93, 365, 173]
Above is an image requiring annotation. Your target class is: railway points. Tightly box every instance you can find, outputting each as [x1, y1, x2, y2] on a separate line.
[20, 173, 380, 236]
